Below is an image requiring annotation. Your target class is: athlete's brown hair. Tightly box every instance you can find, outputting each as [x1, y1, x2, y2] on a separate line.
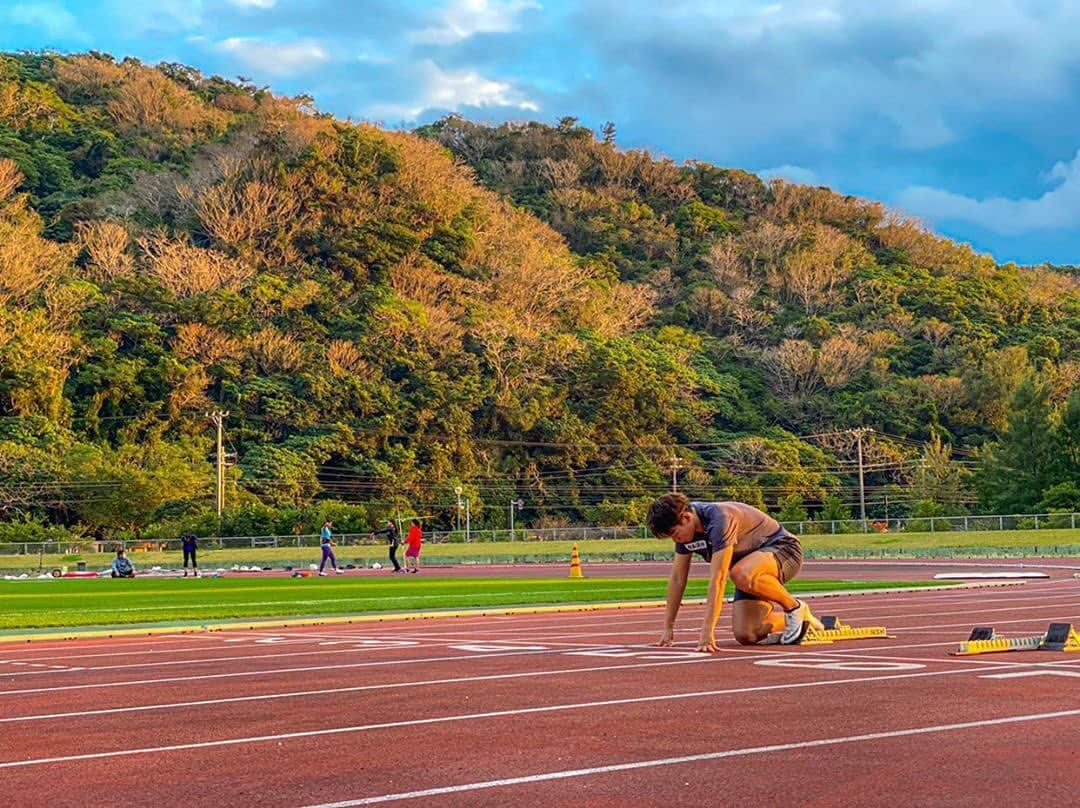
[647, 492, 691, 537]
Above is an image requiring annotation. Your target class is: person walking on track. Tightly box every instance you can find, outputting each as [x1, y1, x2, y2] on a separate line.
[404, 519, 423, 573]
[319, 519, 342, 576]
[374, 519, 403, 573]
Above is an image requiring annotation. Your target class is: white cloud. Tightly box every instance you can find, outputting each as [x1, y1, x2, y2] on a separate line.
[899, 149, 1080, 235]
[411, 0, 540, 45]
[581, 1, 1080, 155]
[228, 0, 276, 7]
[757, 164, 820, 186]
[7, 2, 84, 39]
[217, 37, 329, 76]
[102, 0, 205, 33]
[370, 61, 540, 120]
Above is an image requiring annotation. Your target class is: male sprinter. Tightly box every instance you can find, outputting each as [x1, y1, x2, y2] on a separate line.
[647, 493, 821, 651]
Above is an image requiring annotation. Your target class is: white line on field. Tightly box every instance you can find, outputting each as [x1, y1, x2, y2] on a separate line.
[0, 664, 1023, 769]
[301, 708, 1080, 806]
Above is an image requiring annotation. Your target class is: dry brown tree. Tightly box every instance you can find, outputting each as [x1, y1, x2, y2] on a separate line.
[76, 220, 133, 282]
[326, 340, 369, 377]
[136, 233, 254, 297]
[172, 323, 242, 366]
[249, 328, 306, 374]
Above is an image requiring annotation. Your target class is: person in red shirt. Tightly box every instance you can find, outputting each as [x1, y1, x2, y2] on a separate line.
[404, 519, 423, 574]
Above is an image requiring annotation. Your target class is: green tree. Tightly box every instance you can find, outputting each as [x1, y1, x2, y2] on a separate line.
[818, 496, 851, 523]
[908, 434, 972, 512]
[976, 377, 1060, 512]
[1057, 389, 1080, 484]
[776, 493, 808, 523]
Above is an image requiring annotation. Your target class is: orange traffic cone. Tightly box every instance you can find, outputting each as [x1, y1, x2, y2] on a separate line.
[568, 544, 583, 578]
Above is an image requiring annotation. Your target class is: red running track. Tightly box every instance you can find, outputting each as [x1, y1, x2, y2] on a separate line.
[1, 579, 1079, 806]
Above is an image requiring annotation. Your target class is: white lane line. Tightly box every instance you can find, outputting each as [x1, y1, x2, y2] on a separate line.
[0, 655, 733, 723]
[0, 664, 1028, 769]
[803, 560, 1080, 569]
[0, 647, 606, 696]
[374, 593, 1078, 640]
[302, 708, 1080, 808]
[302, 706, 1080, 807]
[0, 646, 412, 677]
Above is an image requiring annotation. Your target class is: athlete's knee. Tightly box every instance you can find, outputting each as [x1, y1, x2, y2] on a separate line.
[729, 566, 756, 592]
[733, 627, 761, 645]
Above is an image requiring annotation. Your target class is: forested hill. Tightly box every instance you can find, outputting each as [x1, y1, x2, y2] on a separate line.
[1, 52, 1079, 542]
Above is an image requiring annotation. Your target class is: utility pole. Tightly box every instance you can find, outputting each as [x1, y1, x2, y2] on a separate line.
[509, 498, 524, 535]
[853, 428, 871, 529]
[669, 454, 684, 493]
[207, 410, 229, 517]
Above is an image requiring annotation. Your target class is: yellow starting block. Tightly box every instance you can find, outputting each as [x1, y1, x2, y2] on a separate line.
[756, 616, 893, 646]
[799, 616, 894, 645]
[951, 623, 1080, 655]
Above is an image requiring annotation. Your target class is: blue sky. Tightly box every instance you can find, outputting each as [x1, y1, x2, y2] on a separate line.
[2, 0, 1078, 265]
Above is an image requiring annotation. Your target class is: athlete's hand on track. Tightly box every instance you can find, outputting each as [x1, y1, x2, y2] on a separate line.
[696, 630, 719, 653]
[655, 628, 675, 647]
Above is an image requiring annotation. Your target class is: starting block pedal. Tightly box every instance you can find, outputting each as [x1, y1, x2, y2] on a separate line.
[800, 616, 893, 645]
[952, 623, 1080, 655]
[1040, 622, 1080, 652]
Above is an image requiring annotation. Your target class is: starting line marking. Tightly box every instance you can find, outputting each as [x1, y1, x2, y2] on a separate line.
[981, 670, 1080, 679]
[301, 708, 1080, 807]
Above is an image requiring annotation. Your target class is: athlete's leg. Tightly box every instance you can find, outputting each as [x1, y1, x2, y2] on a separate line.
[732, 598, 785, 645]
[731, 547, 822, 643]
[728, 550, 799, 611]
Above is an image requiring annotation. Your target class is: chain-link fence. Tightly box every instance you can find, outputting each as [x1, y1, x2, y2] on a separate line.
[0, 524, 652, 556]
[779, 512, 1080, 536]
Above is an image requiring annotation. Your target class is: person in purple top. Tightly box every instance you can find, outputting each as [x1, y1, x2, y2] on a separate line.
[319, 520, 342, 576]
[647, 493, 822, 651]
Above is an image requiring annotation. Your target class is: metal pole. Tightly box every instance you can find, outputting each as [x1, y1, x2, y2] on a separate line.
[856, 429, 867, 529]
[670, 454, 683, 492]
[207, 410, 229, 517]
[465, 498, 471, 542]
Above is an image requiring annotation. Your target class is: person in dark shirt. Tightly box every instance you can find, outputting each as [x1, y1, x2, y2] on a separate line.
[647, 493, 822, 651]
[180, 533, 199, 578]
[373, 520, 402, 573]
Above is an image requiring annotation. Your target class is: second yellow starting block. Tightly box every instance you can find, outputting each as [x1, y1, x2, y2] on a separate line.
[951, 622, 1080, 655]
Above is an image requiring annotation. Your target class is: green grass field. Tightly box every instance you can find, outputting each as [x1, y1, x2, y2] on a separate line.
[2, 527, 1079, 573]
[0, 576, 946, 631]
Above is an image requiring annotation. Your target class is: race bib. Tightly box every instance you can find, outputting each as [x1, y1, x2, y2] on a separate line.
[682, 539, 707, 552]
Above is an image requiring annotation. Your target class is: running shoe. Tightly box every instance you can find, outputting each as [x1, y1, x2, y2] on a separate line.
[318, 572, 327, 576]
[781, 600, 812, 644]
